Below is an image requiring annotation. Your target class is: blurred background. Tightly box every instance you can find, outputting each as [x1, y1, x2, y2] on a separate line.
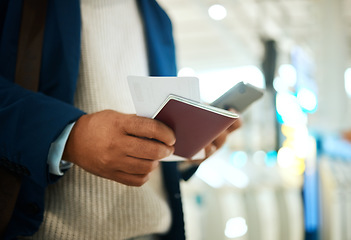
[157, 0, 351, 239]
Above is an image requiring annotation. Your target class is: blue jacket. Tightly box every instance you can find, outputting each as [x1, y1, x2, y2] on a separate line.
[0, 0, 190, 239]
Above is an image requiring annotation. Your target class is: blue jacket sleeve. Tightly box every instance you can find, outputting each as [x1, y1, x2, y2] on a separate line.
[0, 0, 83, 186]
[0, 78, 84, 187]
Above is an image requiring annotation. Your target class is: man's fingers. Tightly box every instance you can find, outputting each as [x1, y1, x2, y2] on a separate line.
[205, 144, 217, 157]
[227, 118, 242, 133]
[212, 132, 228, 149]
[111, 171, 151, 187]
[120, 135, 174, 160]
[123, 115, 176, 146]
[111, 156, 160, 175]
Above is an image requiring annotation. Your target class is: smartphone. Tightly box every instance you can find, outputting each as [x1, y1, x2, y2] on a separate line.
[210, 82, 264, 113]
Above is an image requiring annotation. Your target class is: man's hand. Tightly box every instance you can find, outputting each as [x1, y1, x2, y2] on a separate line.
[63, 110, 175, 186]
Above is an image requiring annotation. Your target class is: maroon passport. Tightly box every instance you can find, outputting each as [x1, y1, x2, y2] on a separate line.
[153, 95, 239, 159]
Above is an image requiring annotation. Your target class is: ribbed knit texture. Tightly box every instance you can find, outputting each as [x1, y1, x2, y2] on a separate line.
[30, 1, 171, 239]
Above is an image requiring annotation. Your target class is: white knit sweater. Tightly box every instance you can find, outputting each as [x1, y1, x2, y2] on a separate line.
[30, 1, 171, 239]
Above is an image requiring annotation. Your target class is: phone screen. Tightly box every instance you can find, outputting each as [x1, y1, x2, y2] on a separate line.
[210, 82, 264, 113]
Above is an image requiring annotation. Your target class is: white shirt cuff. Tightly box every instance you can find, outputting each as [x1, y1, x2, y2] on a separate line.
[47, 122, 75, 176]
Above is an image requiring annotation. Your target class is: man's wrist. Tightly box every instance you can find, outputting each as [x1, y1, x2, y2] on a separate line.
[47, 122, 76, 176]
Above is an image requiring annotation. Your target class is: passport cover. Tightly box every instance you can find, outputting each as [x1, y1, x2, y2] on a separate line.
[153, 95, 239, 159]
